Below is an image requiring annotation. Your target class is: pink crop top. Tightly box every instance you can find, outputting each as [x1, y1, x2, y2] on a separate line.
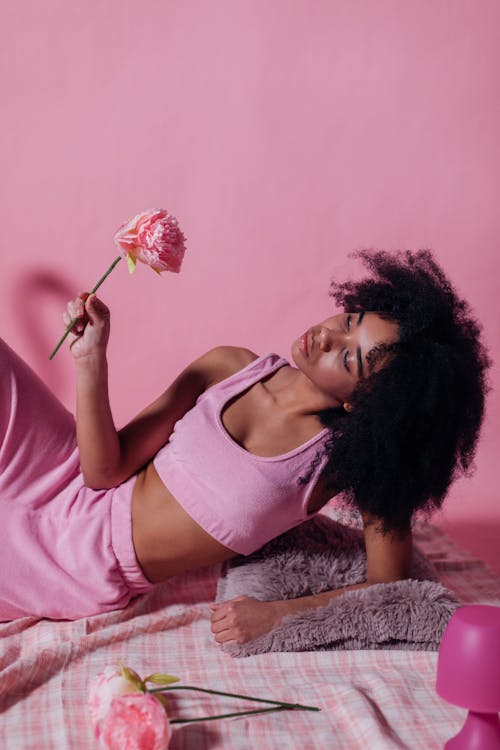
[152, 353, 331, 555]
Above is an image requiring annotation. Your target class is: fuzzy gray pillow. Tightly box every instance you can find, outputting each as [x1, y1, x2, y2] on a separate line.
[215, 515, 459, 657]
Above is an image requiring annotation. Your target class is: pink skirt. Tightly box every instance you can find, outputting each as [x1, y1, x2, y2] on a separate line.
[0, 338, 154, 621]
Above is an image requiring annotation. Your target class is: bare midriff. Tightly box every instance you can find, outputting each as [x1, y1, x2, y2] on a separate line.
[131, 460, 237, 584]
[130, 361, 332, 585]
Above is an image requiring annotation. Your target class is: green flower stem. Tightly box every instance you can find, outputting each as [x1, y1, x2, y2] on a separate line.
[49, 255, 122, 360]
[170, 706, 288, 724]
[147, 684, 320, 713]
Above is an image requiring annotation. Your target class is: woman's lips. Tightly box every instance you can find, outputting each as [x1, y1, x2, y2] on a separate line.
[300, 331, 311, 356]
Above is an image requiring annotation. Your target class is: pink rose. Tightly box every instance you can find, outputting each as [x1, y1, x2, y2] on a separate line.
[88, 665, 144, 739]
[114, 208, 186, 274]
[100, 694, 172, 750]
[50, 208, 187, 360]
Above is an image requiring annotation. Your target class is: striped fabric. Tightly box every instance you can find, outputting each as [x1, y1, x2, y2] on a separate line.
[1, 511, 500, 749]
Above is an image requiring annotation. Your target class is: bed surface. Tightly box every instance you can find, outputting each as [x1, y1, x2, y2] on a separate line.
[1, 513, 500, 749]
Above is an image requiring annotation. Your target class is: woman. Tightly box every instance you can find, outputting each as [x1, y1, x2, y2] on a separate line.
[211, 250, 491, 644]
[0, 250, 489, 625]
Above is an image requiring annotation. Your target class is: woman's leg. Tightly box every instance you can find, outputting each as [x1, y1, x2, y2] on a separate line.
[0, 337, 79, 505]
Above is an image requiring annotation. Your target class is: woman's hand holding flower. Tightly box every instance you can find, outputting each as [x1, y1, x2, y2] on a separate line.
[63, 292, 110, 360]
[50, 207, 186, 360]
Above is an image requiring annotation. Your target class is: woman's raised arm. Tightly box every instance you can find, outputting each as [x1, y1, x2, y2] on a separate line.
[65, 292, 241, 490]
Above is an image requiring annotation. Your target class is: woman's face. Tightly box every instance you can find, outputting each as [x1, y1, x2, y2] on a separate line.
[291, 311, 400, 408]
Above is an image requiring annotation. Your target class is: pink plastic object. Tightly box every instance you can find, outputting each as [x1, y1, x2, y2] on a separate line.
[436, 605, 500, 749]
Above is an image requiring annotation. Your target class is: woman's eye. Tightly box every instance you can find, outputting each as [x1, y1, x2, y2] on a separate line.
[346, 314, 352, 330]
[343, 350, 350, 372]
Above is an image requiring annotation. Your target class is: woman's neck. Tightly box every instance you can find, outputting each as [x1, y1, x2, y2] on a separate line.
[264, 364, 336, 420]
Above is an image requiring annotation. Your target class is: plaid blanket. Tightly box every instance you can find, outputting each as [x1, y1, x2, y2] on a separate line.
[1, 512, 499, 749]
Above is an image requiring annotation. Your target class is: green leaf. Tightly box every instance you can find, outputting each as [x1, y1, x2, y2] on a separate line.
[144, 673, 180, 686]
[119, 663, 145, 692]
[126, 254, 137, 273]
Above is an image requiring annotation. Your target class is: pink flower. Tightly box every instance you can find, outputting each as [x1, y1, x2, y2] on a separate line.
[86, 662, 319, 746]
[88, 665, 144, 739]
[50, 208, 186, 360]
[114, 208, 186, 274]
[100, 694, 172, 750]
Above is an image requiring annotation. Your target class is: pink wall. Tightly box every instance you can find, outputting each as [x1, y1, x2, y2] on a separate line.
[1, 1, 499, 570]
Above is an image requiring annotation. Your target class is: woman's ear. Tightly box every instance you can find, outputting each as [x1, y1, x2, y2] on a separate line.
[343, 402, 354, 413]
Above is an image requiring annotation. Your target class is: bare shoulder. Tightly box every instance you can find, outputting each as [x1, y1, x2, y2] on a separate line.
[199, 346, 259, 388]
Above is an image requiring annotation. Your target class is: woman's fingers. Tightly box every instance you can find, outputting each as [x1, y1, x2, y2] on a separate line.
[84, 293, 110, 323]
[63, 293, 88, 331]
[209, 596, 284, 645]
[63, 292, 110, 334]
[209, 596, 248, 623]
[209, 605, 227, 623]
[210, 602, 238, 642]
[210, 612, 237, 642]
[211, 620, 240, 644]
[61, 292, 111, 360]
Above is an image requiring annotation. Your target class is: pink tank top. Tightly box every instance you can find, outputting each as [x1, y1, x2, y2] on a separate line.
[153, 353, 330, 555]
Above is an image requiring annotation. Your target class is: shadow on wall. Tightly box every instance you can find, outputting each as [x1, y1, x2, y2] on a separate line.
[11, 268, 77, 401]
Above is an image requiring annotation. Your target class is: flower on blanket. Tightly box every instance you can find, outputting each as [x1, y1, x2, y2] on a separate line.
[49, 208, 187, 359]
[100, 694, 172, 750]
[88, 662, 320, 748]
[89, 663, 178, 748]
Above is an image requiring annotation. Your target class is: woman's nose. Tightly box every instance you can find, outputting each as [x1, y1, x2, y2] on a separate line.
[318, 326, 343, 352]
